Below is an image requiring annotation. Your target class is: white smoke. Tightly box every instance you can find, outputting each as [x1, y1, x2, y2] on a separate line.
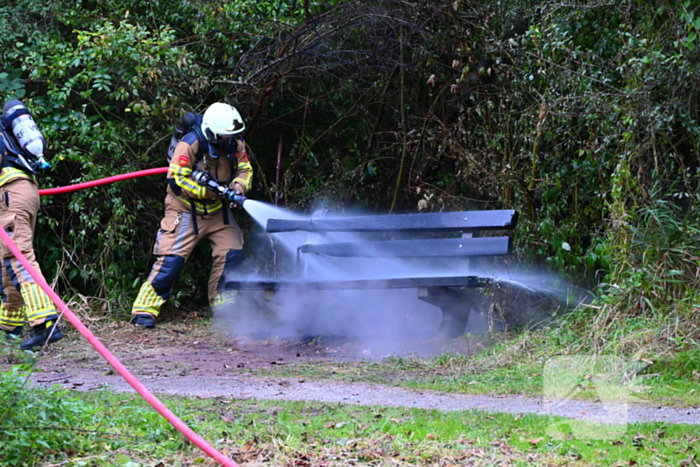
[216, 202, 589, 357]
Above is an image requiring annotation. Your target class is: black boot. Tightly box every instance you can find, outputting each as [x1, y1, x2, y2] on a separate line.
[20, 319, 63, 351]
[131, 314, 156, 328]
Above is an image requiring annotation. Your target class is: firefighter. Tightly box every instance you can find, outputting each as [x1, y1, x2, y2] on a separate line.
[130, 102, 253, 328]
[0, 100, 63, 351]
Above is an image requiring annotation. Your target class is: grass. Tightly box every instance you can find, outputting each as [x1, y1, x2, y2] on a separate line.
[3, 379, 700, 466]
[243, 330, 700, 408]
[3, 296, 699, 464]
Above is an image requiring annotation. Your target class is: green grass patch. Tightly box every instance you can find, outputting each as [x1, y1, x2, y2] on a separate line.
[0, 365, 194, 466]
[7, 382, 700, 466]
[2, 340, 700, 467]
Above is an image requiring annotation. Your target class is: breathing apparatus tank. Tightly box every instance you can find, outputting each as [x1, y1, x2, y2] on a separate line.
[2, 100, 51, 174]
[167, 112, 198, 164]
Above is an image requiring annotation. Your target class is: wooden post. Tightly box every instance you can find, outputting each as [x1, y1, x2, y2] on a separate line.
[275, 135, 283, 206]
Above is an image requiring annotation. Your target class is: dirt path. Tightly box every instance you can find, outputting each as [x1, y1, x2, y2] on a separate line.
[4, 319, 699, 426]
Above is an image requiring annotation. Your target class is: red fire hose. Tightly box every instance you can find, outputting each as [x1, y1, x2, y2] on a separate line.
[3, 167, 240, 467]
[38, 167, 168, 196]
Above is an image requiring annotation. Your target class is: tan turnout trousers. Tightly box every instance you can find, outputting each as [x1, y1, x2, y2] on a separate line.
[0, 176, 58, 330]
[131, 193, 244, 317]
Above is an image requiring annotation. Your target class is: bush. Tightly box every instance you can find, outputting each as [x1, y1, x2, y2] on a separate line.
[0, 366, 96, 466]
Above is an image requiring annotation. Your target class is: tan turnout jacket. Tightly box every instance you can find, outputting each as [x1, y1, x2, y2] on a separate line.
[166, 137, 253, 215]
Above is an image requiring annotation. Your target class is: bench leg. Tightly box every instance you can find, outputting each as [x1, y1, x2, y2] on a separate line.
[417, 286, 476, 338]
[441, 318, 469, 338]
[438, 302, 470, 338]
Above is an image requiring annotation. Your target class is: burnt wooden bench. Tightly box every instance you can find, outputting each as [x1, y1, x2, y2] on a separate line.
[224, 209, 518, 337]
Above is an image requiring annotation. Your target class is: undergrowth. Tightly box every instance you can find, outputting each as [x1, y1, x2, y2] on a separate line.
[0, 366, 102, 466]
[1, 364, 700, 466]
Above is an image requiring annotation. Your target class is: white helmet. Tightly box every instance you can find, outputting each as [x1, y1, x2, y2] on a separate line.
[200, 102, 245, 143]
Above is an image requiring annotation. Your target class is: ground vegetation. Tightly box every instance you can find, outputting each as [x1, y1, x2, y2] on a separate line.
[2, 321, 700, 466]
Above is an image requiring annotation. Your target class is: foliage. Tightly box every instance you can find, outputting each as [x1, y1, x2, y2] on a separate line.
[0, 366, 96, 465]
[0, 0, 347, 310]
[0, 361, 196, 465]
[2, 364, 700, 466]
[0, 0, 698, 335]
[4, 384, 700, 466]
[0, 70, 25, 100]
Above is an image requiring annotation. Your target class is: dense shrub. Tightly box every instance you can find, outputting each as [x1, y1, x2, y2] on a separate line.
[0, 0, 699, 337]
[0, 366, 95, 465]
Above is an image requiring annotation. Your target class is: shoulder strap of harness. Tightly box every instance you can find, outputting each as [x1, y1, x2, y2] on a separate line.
[191, 114, 206, 162]
[0, 129, 31, 173]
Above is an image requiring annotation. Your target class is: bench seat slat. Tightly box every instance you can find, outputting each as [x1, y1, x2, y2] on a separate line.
[298, 236, 512, 258]
[266, 209, 518, 233]
[223, 275, 488, 291]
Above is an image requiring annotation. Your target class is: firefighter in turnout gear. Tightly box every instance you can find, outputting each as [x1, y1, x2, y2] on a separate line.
[0, 100, 63, 351]
[130, 103, 253, 328]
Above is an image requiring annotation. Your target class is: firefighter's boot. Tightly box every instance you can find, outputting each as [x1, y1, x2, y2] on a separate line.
[20, 319, 63, 351]
[132, 314, 156, 328]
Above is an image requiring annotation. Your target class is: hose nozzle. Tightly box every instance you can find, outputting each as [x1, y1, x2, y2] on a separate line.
[228, 193, 247, 208]
[191, 170, 247, 208]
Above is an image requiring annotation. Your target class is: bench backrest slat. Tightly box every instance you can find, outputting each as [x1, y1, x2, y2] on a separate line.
[298, 236, 512, 258]
[266, 209, 518, 233]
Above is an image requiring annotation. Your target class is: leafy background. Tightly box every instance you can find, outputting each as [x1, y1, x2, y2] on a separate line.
[1, 0, 699, 351]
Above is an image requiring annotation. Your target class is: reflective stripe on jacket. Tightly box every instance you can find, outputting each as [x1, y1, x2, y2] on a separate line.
[0, 167, 35, 188]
